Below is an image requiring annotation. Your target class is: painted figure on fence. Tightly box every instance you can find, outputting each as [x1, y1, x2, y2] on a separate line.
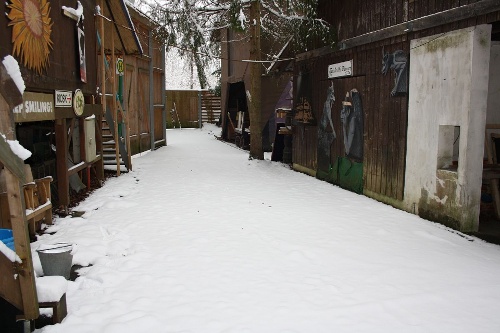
[340, 89, 363, 162]
[382, 48, 408, 96]
[317, 84, 336, 176]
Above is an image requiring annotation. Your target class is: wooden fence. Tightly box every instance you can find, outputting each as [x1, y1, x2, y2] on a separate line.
[201, 91, 221, 124]
[166, 90, 221, 128]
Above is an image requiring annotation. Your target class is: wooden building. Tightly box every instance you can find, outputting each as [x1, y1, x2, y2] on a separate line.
[98, 2, 166, 174]
[0, 0, 110, 209]
[166, 90, 222, 129]
[0, 0, 166, 207]
[220, 27, 293, 150]
[0, 58, 39, 328]
[123, 5, 166, 156]
[293, 0, 500, 232]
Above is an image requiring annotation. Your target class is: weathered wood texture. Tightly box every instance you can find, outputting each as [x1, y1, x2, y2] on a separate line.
[294, 40, 408, 201]
[201, 91, 222, 124]
[0, 0, 97, 95]
[294, 0, 500, 201]
[166, 90, 201, 128]
[318, 0, 500, 43]
[3, 168, 39, 319]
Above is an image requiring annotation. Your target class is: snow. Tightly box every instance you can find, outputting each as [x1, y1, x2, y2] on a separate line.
[238, 8, 247, 30]
[62, 1, 84, 23]
[37, 243, 72, 254]
[36, 276, 68, 303]
[68, 161, 85, 172]
[33, 124, 500, 332]
[165, 49, 218, 90]
[1, 134, 32, 160]
[26, 200, 51, 217]
[0, 241, 21, 263]
[2, 55, 25, 95]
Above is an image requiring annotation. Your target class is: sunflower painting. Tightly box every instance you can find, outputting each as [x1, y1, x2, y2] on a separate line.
[7, 0, 54, 74]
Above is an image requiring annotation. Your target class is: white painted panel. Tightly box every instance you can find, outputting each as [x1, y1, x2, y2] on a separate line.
[404, 25, 491, 231]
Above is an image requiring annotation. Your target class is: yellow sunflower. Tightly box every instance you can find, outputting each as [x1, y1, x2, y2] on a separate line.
[7, 0, 54, 74]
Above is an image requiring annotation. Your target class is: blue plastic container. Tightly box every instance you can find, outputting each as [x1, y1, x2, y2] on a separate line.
[0, 229, 15, 251]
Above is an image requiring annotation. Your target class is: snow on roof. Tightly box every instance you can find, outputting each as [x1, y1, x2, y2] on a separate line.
[2, 55, 25, 95]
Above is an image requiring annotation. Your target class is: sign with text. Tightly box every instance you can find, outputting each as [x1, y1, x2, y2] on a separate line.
[13, 92, 55, 122]
[55, 90, 73, 107]
[328, 60, 353, 79]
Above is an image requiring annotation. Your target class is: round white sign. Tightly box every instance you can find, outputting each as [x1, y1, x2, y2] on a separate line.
[73, 89, 85, 116]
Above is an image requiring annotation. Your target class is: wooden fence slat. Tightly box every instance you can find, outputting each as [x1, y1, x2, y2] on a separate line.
[4, 169, 38, 319]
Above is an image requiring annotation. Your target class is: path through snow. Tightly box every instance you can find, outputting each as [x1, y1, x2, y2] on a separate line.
[33, 125, 500, 332]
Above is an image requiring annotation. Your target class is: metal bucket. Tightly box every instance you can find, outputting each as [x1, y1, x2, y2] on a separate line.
[37, 243, 73, 280]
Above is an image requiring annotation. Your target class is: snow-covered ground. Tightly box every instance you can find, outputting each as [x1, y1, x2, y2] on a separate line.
[33, 124, 500, 332]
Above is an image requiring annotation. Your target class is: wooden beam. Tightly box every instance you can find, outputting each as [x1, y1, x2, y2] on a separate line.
[149, 30, 155, 151]
[4, 169, 38, 319]
[296, 45, 336, 62]
[67, 155, 102, 176]
[338, 0, 500, 50]
[55, 119, 70, 207]
[0, 138, 27, 184]
[98, 0, 106, 182]
[0, 63, 23, 110]
[95, 114, 104, 180]
[111, 20, 120, 176]
[0, 250, 23, 311]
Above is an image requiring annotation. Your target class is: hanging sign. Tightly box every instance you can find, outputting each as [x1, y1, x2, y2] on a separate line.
[55, 90, 73, 107]
[328, 60, 353, 79]
[73, 89, 85, 116]
[116, 58, 124, 76]
[13, 92, 55, 122]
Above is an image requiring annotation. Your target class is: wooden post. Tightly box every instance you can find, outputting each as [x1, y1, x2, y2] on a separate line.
[4, 169, 38, 319]
[161, 43, 167, 145]
[111, 21, 120, 176]
[249, 0, 263, 159]
[0, 97, 16, 140]
[97, 0, 105, 181]
[95, 113, 104, 180]
[55, 119, 69, 208]
[0, 62, 22, 140]
[485, 127, 500, 218]
[149, 30, 155, 151]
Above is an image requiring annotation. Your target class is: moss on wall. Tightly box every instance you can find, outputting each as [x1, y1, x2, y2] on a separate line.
[416, 171, 479, 232]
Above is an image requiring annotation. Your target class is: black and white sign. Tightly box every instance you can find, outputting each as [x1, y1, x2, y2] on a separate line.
[55, 90, 73, 107]
[328, 60, 353, 79]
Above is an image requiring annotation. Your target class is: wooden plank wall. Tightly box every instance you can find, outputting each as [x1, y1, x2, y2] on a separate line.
[319, 0, 488, 42]
[166, 90, 200, 128]
[201, 91, 222, 124]
[294, 39, 408, 200]
[0, 0, 97, 95]
[294, 0, 500, 201]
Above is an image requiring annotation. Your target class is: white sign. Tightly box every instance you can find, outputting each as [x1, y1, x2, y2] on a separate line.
[73, 89, 85, 116]
[13, 92, 55, 122]
[55, 90, 73, 107]
[328, 60, 353, 79]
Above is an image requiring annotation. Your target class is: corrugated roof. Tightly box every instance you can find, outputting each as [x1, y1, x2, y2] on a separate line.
[102, 0, 143, 55]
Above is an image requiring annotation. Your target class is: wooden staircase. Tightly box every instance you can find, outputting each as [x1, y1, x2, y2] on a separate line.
[101, 107, 130, 172]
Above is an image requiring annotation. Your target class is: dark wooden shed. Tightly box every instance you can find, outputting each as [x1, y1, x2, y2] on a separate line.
[294, 0, 500, 231]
